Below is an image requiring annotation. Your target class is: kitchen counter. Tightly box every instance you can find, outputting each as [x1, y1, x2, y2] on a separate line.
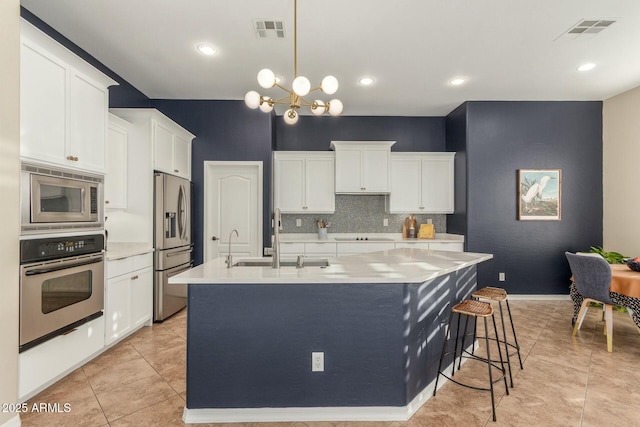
[170, 247, 490, 285]
[175, 248, 492, 424]
[105, 242, 154, 260]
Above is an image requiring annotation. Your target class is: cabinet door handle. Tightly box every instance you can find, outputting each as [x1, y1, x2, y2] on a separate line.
[174, 169, 179, 173]
[66, 155, 75, 161]
[131, 275, 139, 280]
[105, 200, 110, 204]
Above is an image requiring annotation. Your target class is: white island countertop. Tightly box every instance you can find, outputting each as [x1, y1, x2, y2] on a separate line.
[170, 248, 492, 285]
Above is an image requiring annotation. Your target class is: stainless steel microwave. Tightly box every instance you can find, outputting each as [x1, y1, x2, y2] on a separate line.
[21, 163, 104, 233]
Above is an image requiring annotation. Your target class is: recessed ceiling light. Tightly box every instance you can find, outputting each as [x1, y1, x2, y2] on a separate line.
[197, 44, 216, 56]
[359, 76, 375, 86]
[449, 77, 466, 86]
[578, 63, 596, 72]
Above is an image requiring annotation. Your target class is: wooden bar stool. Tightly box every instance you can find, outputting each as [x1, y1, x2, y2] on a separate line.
[433, 299, 509, 422]
[472, 286, 523, 387]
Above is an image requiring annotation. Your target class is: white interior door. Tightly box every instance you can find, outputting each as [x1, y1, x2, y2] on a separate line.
[204, 162, 263, 262]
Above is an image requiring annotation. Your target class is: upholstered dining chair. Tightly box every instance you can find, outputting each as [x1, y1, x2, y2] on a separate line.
[565, 251, 614, 352]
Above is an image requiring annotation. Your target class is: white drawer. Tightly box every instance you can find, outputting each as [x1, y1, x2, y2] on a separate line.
[107, 256, 134, 279]
[305, 242, 337, 255]
[337, 242, 395, 255]
[395, 242, 431, 249]
[429, 242, 464, 252]
[280, 243, 305, 255]
[19, 316, 105, 400]
[133, 252, 153, 270]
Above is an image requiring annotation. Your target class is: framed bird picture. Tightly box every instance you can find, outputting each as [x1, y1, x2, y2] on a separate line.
[518, 169, 561, 220]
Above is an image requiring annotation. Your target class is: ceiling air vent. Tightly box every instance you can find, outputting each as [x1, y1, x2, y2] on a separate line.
[253, 19, 285, 39]
[557, 19, 616, 40]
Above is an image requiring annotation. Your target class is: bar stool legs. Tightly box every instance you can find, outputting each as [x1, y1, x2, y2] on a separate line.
[433, 300, 509, 422]
[472, 287, 523, 388]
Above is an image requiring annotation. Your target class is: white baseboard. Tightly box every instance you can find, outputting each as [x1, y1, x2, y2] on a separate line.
[0, 414, 21, 427]
[183, 343, 474, 424]
[508, 294, 570, 301]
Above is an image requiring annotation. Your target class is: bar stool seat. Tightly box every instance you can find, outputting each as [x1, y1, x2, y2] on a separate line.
[433, 299, 509, 422]
[472, 286, 523, 387]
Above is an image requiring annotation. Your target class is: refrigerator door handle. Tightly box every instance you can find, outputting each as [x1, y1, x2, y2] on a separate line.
[177, 184, 187, 241]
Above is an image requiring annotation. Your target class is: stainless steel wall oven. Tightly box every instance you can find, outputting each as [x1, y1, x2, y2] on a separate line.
[19, 234, 105, 352]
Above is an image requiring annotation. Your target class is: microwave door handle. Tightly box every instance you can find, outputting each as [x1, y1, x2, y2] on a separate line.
[24, 257, 103, 276]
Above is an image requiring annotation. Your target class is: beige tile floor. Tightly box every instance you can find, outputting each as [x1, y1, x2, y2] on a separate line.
[18, 299, 640, 427]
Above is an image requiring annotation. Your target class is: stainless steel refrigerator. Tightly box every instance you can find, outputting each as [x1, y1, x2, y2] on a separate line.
[154, 172, 193, 321]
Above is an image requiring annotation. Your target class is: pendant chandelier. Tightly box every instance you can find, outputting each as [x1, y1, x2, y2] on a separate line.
[244, 0, 343, 125]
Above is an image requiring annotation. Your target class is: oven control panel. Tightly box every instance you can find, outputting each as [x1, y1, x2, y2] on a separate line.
[20, 234, 105, 264]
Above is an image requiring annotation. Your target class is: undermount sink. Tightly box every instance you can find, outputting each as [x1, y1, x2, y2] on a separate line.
[234, 258, 330, 268]
[333, 237, 395, 242]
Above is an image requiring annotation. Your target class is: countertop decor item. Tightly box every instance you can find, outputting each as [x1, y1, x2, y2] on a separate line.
[418, 223, 435, 239]
[244, 0, 343, 125]
[316, 218, 330, 239]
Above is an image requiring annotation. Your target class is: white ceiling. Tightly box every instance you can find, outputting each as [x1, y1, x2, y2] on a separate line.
[20, 0, 640, 116]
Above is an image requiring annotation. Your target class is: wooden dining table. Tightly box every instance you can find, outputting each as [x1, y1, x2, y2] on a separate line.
[609, 264, 640, 298]
[570, 263, 640, 330]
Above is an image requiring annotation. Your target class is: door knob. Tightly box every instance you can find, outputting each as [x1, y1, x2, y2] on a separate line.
[211, 236, 219, 241]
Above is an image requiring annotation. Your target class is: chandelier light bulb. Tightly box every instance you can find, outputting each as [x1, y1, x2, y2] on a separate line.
[292, 76, 311, 96]
[284, 109, 299, 125]
[327, 99, 343, 116]
[321, 75, 339, 95]
[244, 91, 261, 109]
[259, 96, 274, 112]
[257, 68, 276, 89]
[311, 100, 325, 116]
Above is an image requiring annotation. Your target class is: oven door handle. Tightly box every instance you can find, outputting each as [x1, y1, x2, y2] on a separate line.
[24, 257, 103, 276]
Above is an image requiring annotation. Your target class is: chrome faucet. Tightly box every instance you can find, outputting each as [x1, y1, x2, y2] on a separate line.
[226, 229, 238, 268]
[272, 208, 281, 268]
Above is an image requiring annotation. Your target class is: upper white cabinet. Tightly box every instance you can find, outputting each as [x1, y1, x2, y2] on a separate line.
[105, 114, 131, 209]
[110, 108, 195, 180]
[152, 118, 193, 179]
[19, 19, 117, 173]
[330, 141, 395, 193]
[387, 152, 455, 213]
[273, 151, 335, 213]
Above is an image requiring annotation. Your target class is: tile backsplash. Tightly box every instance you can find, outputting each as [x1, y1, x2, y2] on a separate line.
[280, 195, 446, 234]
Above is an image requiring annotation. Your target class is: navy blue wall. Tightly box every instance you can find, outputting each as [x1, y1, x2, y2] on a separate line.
[275, 116, 445, 151]
[446, 101, 603, 294]
[152, 101, 273, 265]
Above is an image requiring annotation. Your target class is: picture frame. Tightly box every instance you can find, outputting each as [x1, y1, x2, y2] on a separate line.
[518, 169, 561, 220]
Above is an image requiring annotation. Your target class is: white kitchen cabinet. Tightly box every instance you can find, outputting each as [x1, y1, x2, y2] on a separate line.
[331, 141, 395, 193]
[106, 253, 153, 345]
[152, 118, 194, 179]
[273, 152, 335, 213]
[105, 114, 131, 209]
[19, 20, 117, 173]
[387, 152, 455, 213]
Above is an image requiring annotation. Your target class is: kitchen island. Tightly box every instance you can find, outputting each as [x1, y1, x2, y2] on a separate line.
[170, 248, 492, 423]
